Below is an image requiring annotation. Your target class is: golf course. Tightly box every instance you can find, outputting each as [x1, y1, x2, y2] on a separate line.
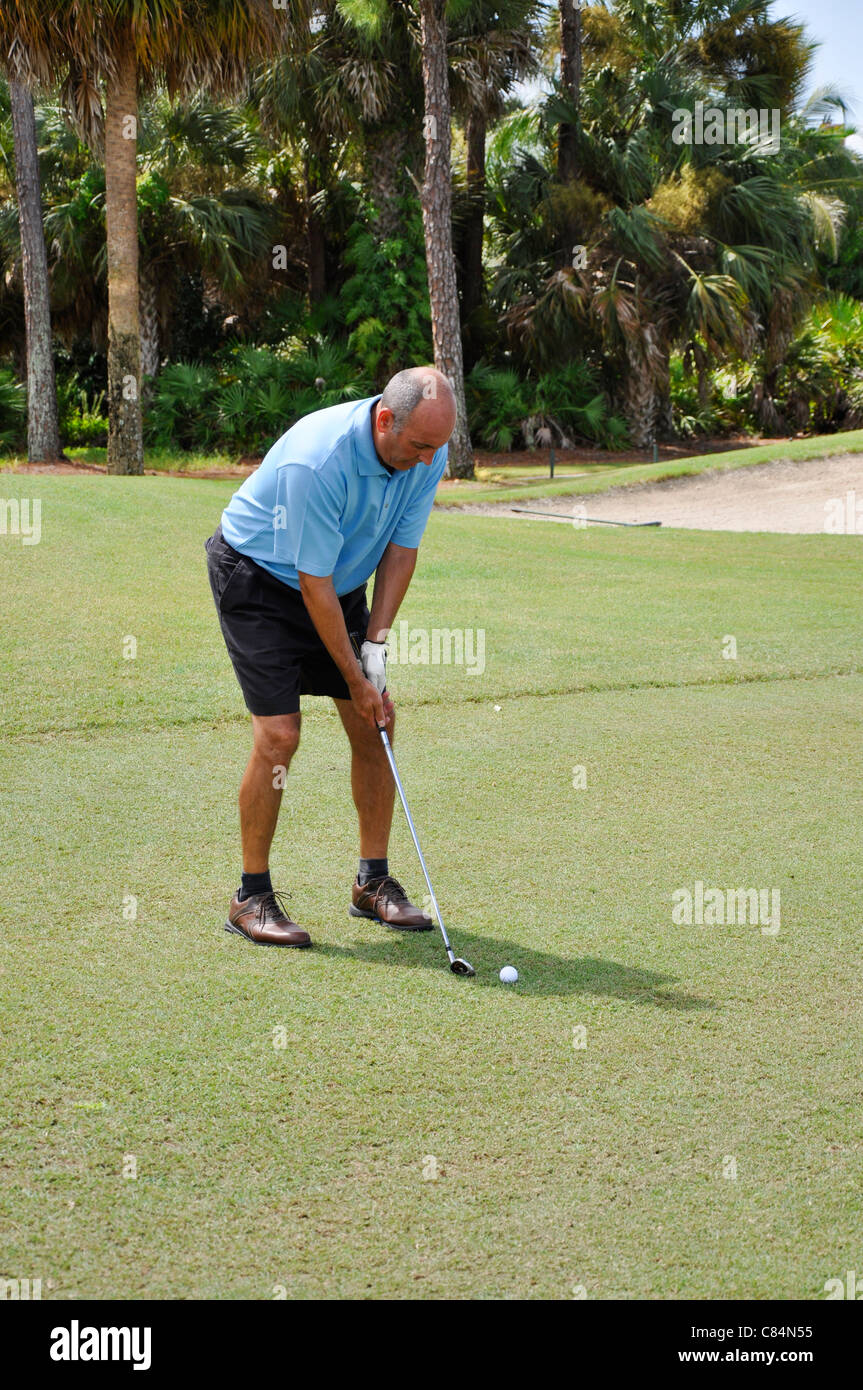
[2, 467, 861, 1300]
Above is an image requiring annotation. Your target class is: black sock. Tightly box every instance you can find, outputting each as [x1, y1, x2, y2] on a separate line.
[358, 857, 389, 886]
[239, 869, 273, 902]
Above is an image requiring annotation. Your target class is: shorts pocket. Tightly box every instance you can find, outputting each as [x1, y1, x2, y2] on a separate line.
[207, 543, 246, 612]
[218, 555, 254, 615]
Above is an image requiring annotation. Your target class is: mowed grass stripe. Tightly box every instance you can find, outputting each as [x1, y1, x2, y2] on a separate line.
[4, 665, 863, 745]
[1, 476, 861, 737]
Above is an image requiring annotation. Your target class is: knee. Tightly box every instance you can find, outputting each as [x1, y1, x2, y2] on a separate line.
[349, 705, 393, 755]
[253, 715, 301, 768]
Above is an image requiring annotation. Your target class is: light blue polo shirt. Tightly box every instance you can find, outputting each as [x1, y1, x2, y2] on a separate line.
[220, 395, 448, 595]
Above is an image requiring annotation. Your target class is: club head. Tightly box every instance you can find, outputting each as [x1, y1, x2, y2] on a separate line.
[450, 957, 475, 977]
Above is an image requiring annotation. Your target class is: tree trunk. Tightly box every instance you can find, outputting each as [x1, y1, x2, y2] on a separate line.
[755, 380, 785, 435]
[757, 295, 793, 437]
[307, 205, 326, 302]
[622, 346, 657, 449]
[9, 79, 62, 463]
[305, 154, 327, 303]
[418, 0, 473, 479]
[365, 126, 412, 241]
[461, 108, 486, 325]
[140, 261, 160, 379]
[104, 33, 143, 474]
[655, 339, 674, 437]
[558, 0, 582, 184]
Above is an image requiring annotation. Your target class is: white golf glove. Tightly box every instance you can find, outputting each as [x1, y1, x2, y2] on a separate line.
[361, 639, 388, 692]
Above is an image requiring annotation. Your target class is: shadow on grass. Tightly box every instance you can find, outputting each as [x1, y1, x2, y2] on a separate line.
[314, 930, 712, 1009]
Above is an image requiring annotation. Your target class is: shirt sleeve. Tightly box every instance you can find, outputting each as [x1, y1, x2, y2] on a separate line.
[390, 447, 447, 549]
[273, 461, 346, 577]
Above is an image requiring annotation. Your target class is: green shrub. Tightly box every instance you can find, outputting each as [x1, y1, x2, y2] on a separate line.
[145, 338, 372, 454]
[775, 296, 863, 432]
[466, 359, 628, 450]
[57, 376, 108, 447]
[218, 374, 297, 452]
[465, 364, 532, 450]
[341, 201, 432, 385]
[144, 362, 221, 450]
[0, 369, 26, 451]
[530, 362, 629, 449]
[669, 353, 752, 437]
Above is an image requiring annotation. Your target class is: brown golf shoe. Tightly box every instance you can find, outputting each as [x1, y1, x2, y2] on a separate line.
[349, 876, 434, 931]
[225, 890, 312, 948]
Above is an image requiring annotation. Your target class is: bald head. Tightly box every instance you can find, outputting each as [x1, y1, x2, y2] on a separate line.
[373, 366, 456, 471]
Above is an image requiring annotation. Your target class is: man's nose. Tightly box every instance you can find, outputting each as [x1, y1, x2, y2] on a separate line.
[420, 450, 435, 465]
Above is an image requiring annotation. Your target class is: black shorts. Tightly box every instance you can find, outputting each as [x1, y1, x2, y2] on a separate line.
[205, 525, 369, 716]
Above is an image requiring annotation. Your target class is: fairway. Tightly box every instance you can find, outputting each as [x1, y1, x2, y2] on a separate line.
[2, 477, 862, 1299]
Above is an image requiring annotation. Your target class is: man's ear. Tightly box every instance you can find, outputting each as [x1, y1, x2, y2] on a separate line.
[376, 405, 394, 432]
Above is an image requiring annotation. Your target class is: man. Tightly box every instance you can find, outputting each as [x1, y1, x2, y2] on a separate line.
[205, 365, 455, 949]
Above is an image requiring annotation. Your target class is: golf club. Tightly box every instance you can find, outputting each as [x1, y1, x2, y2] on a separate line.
[511, 507, 661, 527]
[376, 723, 475, 977]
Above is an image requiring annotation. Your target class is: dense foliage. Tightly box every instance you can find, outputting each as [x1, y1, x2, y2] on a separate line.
[0, 1, 861, 457]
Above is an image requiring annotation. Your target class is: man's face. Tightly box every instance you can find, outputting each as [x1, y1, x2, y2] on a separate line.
[374, 401, 455, 470]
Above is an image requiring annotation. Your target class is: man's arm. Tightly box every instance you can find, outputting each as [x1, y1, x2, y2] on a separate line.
[297, 571, 386, 728]
[367, 542, 417, 640]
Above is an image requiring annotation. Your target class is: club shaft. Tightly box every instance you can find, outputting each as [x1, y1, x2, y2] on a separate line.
[511, 507, 660, 526]
[378, 727, 454, 957]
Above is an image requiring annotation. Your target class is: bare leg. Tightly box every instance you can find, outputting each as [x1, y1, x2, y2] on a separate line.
[238, 713, 301, 873]
[333, 697, 395, 858]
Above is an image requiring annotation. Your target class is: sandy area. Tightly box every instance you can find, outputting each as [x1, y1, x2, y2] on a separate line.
[461, 454, 863, 534]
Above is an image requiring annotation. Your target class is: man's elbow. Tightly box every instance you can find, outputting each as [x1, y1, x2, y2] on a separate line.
[388, 542, 418, 565]
[297, 570, 333, 599]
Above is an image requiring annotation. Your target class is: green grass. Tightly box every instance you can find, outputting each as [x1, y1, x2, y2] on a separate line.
[436, 428, 863, 506]
[63, 446, 240, 473]
[6, 428, 863, 510]
[1, 476, 860, 740]
[1, 446, 241, 472]
[1, 476, 862, 1299]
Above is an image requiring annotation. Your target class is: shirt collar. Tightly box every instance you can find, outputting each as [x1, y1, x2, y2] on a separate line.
[355, 396, 390, 476]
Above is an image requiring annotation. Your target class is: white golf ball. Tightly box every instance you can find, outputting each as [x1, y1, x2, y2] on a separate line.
[499, 965, 518, 984]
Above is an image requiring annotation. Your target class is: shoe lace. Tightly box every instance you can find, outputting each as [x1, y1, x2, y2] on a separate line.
[256, 890, 291, 924]
[371, 876, 409, 904]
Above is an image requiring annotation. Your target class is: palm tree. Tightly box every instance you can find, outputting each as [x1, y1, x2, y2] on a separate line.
[102, 23, 142, 471]
[259, 0, 472, 466]
[557, 0, 581, 185]
[231, 4, 430, 367]
[136, 91, 274, 376]
[309, 1, 424, 246]
[418, 0, 473, 477]
[251, 21, 353, 307]
[0, 0, 293, 473]
[6, 74, 61, 460]
[37, 89, 276, 374]
[487, 0, 862, 445]
[448, 0, 541, 348]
